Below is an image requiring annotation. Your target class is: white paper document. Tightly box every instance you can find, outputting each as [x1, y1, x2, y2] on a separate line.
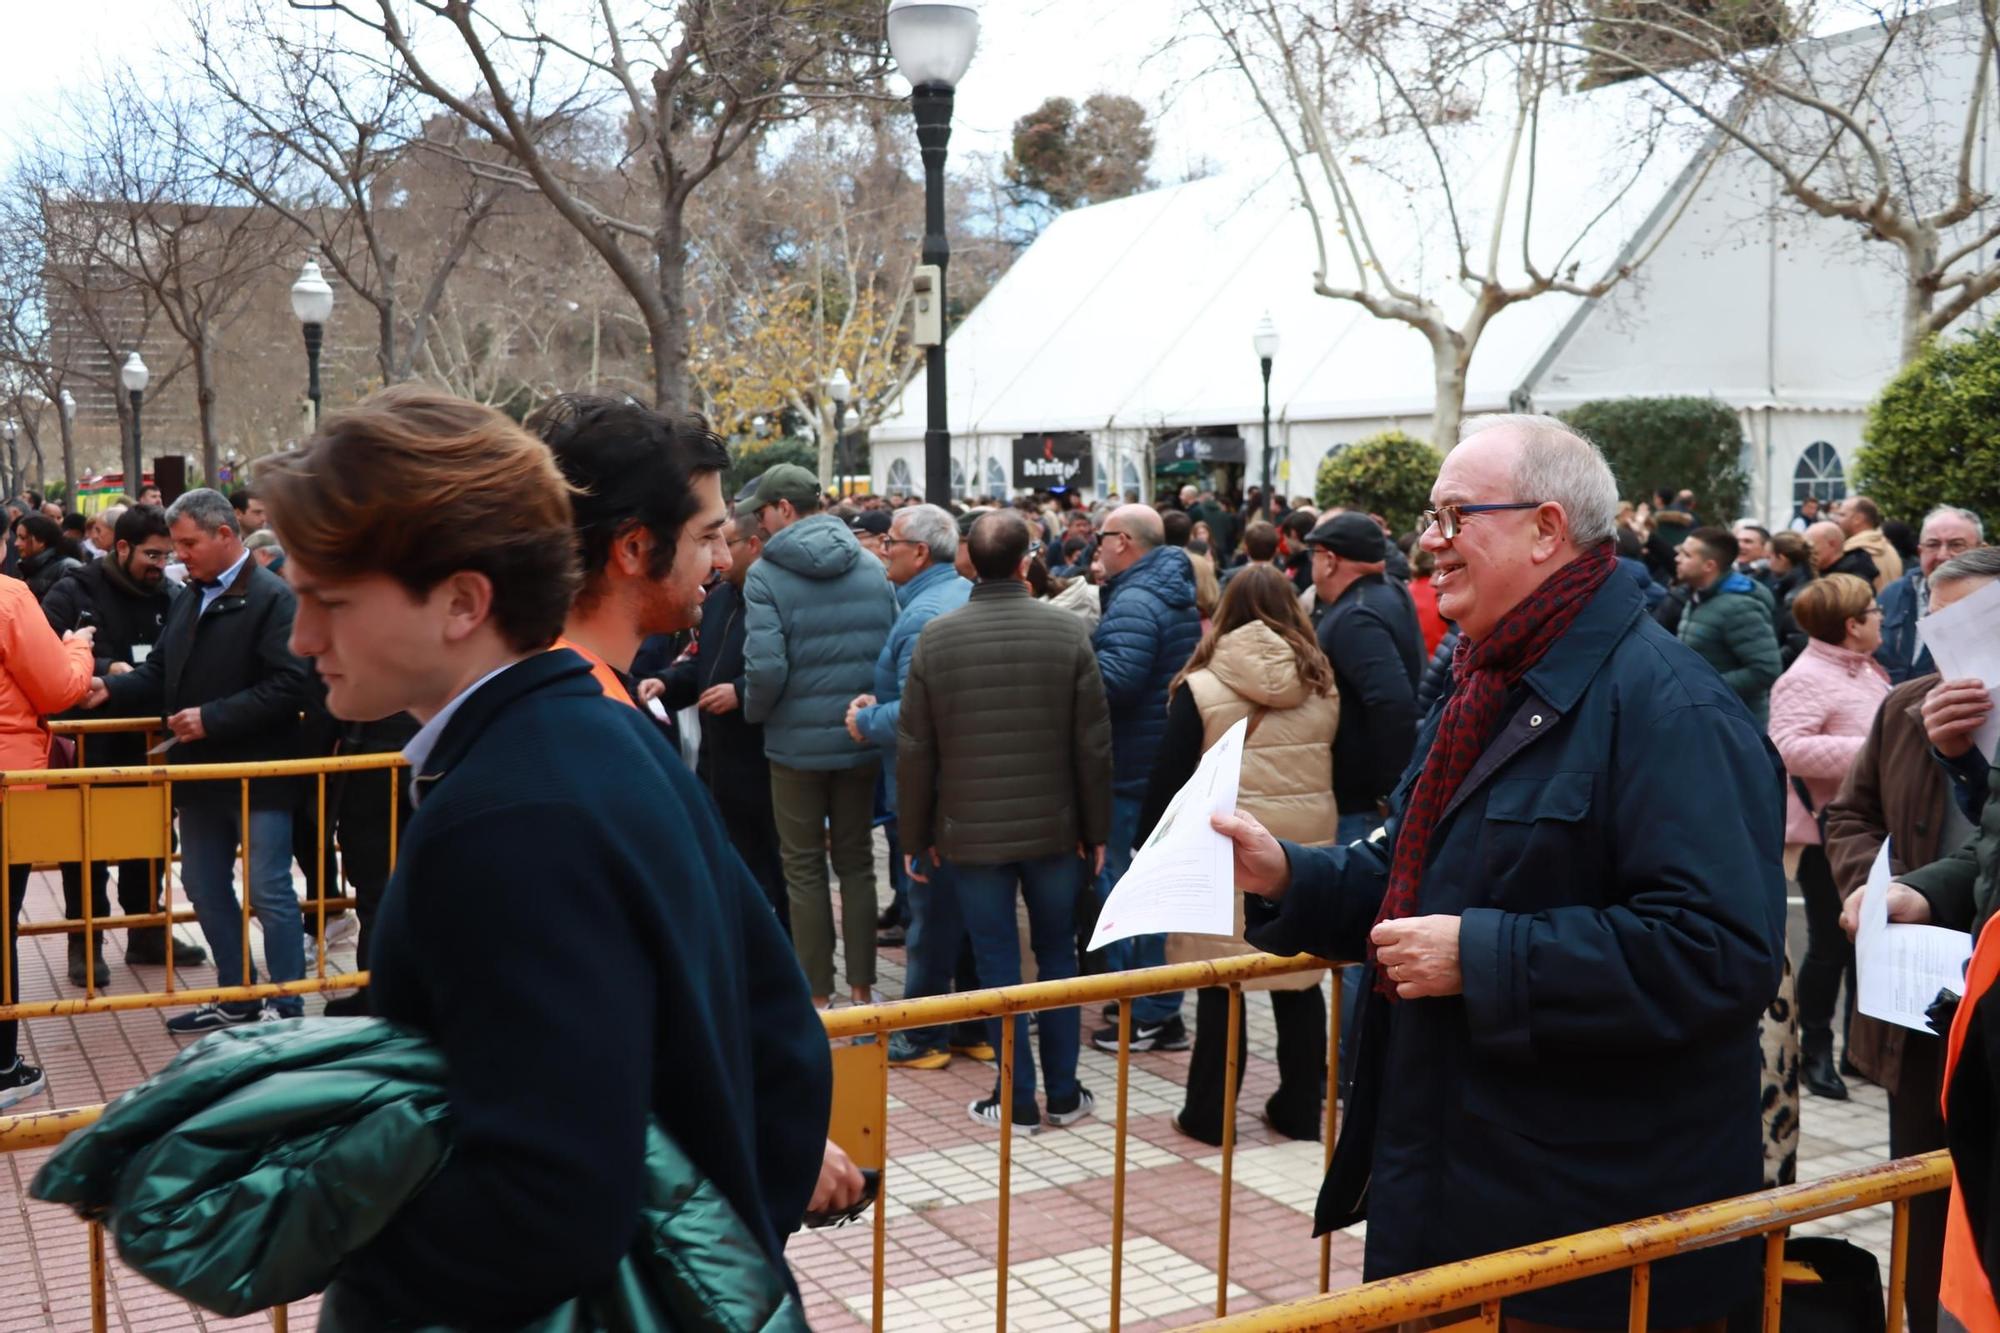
[1088, 717, 1246, 951]
[1917, 576, 2000, 761]
[1856, 840, 1972, 1033]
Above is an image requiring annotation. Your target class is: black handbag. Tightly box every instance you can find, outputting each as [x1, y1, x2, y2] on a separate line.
[1725, 1236, 1886, 1333]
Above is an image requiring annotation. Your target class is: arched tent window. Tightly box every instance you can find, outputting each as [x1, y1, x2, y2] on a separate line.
[985, 456, 1007, 499]
[1094, 452, 1110, 500]
[886, 458, 914, 496]
[1793, 441, 1847, 508]
[1120, 458, 1142, 499]
[950, 456, 966, 496]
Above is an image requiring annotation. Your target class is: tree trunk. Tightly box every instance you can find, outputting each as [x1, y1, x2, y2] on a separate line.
[1899, 228, 1942, 366]
[58, 410, 75, 499]
[1428, 332, 1472, 452]
[817, 406, 836, 493]
[652, 202, 690, 409]
[195, 334, 220, 485]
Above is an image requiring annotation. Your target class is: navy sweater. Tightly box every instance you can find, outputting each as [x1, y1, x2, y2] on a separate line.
[338, 651, 829, 1324]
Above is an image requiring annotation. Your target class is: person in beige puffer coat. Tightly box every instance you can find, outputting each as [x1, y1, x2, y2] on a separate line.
[1147, 563, 1339, 1145]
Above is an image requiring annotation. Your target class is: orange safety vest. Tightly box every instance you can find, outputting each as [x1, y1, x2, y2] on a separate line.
[1943, 912, 2000, 1333]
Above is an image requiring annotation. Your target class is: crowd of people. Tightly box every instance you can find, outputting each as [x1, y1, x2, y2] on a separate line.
[0, 398, 1991, 1331]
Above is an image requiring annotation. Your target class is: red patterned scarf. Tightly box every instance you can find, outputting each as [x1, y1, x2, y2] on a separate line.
[1369, 542, 1617, 997]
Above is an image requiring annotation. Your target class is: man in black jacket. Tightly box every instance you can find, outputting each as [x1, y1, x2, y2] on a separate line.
[649, 510, 786, 922]
[42, 503, 208, 977]
[1308, 512, 1423, 840]
[84, 488, 309, 1033]
[262, 386, 827, 1326]
[16, 514, 83, 601]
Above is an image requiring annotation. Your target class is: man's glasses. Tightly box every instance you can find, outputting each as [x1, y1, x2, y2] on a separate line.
[1419, 501, 1543, 541]
[1099, 530, 1133, 546]
[880, 536, 924, 549]
[1919, 538, 1978, 556]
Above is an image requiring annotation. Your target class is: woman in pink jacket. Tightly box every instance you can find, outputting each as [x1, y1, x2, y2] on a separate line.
[1768, 572, 1888, 1102]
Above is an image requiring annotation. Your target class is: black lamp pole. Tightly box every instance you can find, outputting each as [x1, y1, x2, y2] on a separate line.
[128, 390, 144, 491]
[303, 321, 325, 430]
[1259, 356, 1274, 518]
[915, 82, 953, 504]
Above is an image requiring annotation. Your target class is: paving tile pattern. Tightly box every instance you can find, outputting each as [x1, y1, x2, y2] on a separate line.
[0, 852, 1910, 1332]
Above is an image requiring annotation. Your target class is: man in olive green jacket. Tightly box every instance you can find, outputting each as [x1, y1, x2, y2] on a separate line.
[898, 510, 1113, 1132]
[1674, 526, 1782, 727]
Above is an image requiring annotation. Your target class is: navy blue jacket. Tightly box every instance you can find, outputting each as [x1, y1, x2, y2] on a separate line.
[1875, 569, 1932, 685]
[661, 579, 770, 813]
[342, 651, 829, 1325]
[1093, 546, 1202, 800]
[1247, 572, 1786, 1328]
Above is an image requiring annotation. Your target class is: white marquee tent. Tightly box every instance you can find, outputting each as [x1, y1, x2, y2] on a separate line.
[869, 3, 2000, 530]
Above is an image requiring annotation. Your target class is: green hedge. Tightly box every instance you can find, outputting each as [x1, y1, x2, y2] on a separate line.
[1858, 324, 2000, 526]
[1313, 430, 1442, 535]
[1561, 397, 1749, 519]
[725, 435, 819, 501]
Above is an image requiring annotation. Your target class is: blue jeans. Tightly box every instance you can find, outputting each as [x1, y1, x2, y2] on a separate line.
[901, 857, 965, 1050]
[1335, 811, 1381, 1090]
[956, 854, 1083, 1111]
[179, 803, 305, 1018]
[1096, 794, 1182, 1025]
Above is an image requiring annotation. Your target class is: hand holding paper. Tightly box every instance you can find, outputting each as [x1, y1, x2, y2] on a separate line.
[1856, 839, 1971, 1032]
[1089, 717, 1246, 951]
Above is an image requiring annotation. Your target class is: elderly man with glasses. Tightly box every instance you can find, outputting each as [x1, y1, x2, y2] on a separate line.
[1214, 415, 1786, 1330]
[1876, 505, 1985, 685]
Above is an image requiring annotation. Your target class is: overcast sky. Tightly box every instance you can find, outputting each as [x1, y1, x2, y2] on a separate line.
[0, 0, 1273, 187]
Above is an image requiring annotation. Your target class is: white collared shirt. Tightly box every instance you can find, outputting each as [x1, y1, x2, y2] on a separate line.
[198, 550, 253, 618]
[402, 659, 525, 803]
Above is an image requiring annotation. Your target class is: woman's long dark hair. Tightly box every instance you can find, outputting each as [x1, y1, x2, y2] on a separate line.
[1170, 562, 1334, 700]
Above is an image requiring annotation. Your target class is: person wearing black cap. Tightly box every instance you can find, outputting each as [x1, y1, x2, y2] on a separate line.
[848, 509, 892, 564]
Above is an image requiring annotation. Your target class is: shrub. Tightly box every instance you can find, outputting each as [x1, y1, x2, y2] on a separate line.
[1561, 397, 1749, 519]
[725, 435, 819, 501]
[1858, 324, 2000, 526]
[1313, 430, 1442, 535]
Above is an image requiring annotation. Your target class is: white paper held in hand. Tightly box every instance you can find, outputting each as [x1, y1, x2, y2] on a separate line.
[1088, 716, 1246, 952]
[1916, 575, 2000, 762]
[1856, 838, 1972, 1033]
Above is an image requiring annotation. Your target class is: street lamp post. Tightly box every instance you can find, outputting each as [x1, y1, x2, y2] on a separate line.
[887, 0, 979, 505]
[59, 389, 76, 498]
[1, 420, 16, 499]
[290, 259, 335, 436]
[120, 352, 149, 496]
[825, 367, 852, 497]
[1253, 312, 1280, 519]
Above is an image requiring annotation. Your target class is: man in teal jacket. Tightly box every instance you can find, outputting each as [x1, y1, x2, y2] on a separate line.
[1674, 526, 1783, 727]
[741, 463, 897, 1008]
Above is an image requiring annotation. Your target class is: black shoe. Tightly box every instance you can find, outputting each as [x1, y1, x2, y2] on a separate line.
[1046, 1087, 1096, 1128]
[968, 1094, 1041, 1134]
[321, 993, 370, 1019]
[1802, 1038, 1849, 1100]
[1102, 1001, 1120, 1022]
[875, 927, 906, 949]
[1169, 1111, 1223, 1147]
[0, 1059, 45, 1111]
[123, 932, 208, 968]
[876, 904, 902, 931]
[1091, 1014, 1188, 1053]
[66, 937, 108, 989]
[166, 1002, 267, 1035]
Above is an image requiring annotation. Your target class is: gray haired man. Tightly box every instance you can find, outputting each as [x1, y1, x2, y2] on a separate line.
[85, 488, 311, 1034]
[846, 504, 975, 1067]
[1877, 505, 1985, 685]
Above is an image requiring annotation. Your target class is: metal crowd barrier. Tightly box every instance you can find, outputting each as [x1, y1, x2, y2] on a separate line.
[0, 958, 1955, 1333]
[0, 734, 404, 1021]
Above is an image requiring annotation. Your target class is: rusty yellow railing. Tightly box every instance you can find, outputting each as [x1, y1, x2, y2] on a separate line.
[1177, 1151, 1950, 1333]
[0, 749, 405, 1020]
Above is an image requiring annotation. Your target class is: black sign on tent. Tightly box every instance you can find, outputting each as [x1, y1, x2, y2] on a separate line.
[1013, 433, 1094, 490]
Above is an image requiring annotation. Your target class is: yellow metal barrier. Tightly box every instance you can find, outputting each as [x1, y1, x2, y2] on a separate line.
[1177, 1151, 1951, 1333]
[0, 956, 1952, 1333]
[0, 751, 406, 1021]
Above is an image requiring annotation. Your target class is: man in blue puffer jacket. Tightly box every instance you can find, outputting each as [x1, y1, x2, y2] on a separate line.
[742, 464, 897, 1008]
[1088, 503, 1203, 1051]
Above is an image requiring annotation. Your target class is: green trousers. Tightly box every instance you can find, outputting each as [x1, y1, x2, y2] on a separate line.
[769, 759, 879, 997]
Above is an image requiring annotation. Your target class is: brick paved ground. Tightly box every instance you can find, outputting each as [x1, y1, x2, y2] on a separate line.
[0, 852, 1907, 1332]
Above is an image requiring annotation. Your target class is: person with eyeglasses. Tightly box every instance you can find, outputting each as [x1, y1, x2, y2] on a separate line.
[1211, 415, 1785, 1329]
[1876, 505, 1985, 685]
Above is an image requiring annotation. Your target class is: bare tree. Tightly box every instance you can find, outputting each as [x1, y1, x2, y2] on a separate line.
[300, 0, 890, 409]
[1552, 0, 2000, 365]
[1198, 0, 1709, 447]
[188, 3, 502, 385]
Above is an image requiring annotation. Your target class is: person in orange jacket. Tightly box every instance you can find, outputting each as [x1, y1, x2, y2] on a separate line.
[0, 574, 96, 1108]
